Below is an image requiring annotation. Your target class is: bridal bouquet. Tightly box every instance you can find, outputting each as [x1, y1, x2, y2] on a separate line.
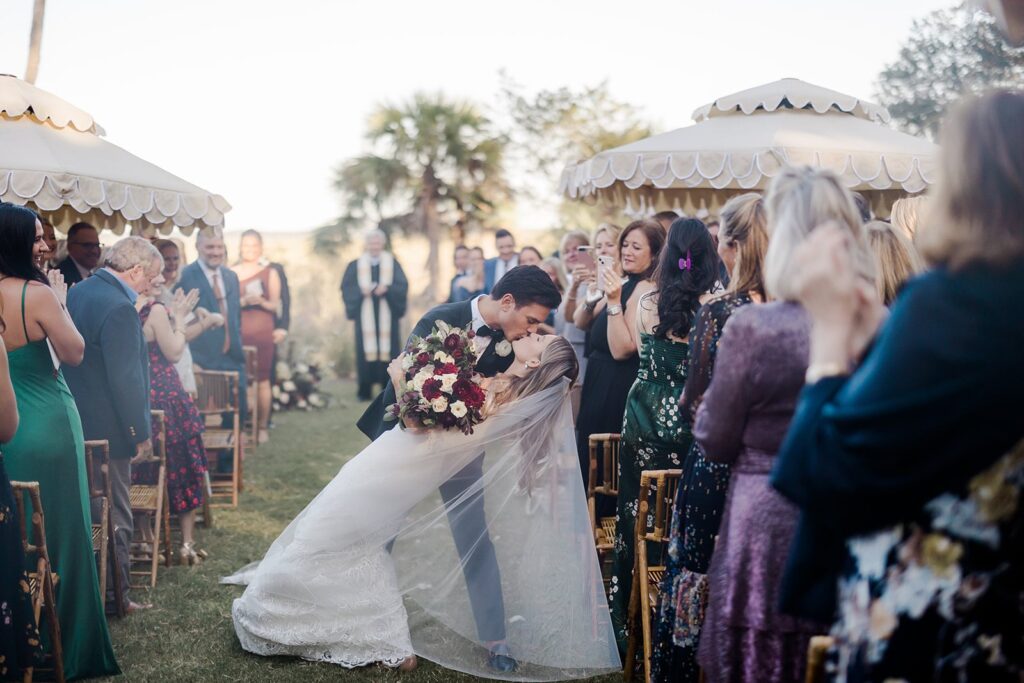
[385, 321, 487, 434]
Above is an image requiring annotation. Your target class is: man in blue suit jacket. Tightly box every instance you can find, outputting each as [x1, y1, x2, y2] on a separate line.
[482, 228, 518, 294]
[175, 228, 247, 420]
[64, 236, 161, 613]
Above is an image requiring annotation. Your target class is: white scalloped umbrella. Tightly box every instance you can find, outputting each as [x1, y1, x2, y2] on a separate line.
[560, 78, 938, 217]
[0, 74, 230, 234]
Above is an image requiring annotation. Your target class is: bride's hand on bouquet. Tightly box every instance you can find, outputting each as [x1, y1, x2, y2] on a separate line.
[388, 354, 407, 391]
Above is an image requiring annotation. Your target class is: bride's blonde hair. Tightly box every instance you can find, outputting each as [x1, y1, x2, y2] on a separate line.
[487, 337, 579, 412]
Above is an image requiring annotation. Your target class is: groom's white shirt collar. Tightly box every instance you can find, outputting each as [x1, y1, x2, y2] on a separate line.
[470, 295, 487, 332]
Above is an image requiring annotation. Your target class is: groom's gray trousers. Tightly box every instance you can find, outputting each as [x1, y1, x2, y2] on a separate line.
[438, 453, 507, 643]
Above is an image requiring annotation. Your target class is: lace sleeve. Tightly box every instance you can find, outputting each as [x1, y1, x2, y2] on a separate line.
[636, 291, 659, 336]
[680, 300, 720, 421]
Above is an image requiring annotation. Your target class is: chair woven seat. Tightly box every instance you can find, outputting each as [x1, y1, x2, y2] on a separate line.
[203, 429, 234, 449]
[92, 524, 102, 549]
[129, 485, 159, 508]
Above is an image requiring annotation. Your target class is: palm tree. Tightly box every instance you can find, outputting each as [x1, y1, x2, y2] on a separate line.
[317, 93, 510, 302]
[25, 0, 46, 84]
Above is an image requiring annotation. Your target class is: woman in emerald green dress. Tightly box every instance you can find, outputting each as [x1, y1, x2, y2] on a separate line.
[0, 204, 119, 680]
[608, 218, 719, 654]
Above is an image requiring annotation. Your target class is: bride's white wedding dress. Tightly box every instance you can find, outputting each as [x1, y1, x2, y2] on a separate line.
[222, 380, 619, 681]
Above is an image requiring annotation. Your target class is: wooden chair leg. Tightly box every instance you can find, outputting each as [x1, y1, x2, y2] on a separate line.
[149, 477, 164, 587]
[42, 562, 65, 682]
[163, 482, 173, 568]
[108, 513, 126, 617]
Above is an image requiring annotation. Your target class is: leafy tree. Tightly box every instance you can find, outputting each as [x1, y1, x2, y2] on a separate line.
[877, 3, 1024, 137]
[317, 94, 510, 301]
[499, 74, 655, 230]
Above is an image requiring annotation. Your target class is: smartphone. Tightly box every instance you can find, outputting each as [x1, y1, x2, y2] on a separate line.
[576, 245, 596, 270]
[596, 255, 614, 292]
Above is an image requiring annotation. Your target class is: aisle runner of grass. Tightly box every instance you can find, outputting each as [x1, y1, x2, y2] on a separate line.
[101, 379, 622, 682]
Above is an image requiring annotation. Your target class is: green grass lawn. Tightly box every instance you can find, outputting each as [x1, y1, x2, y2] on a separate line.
[101, 379, 624, 682]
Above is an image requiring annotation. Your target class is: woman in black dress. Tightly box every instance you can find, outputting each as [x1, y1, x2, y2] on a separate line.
[574, 219, 665, 493]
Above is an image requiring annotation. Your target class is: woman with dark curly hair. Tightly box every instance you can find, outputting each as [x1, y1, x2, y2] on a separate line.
[606, 218, 718, 654]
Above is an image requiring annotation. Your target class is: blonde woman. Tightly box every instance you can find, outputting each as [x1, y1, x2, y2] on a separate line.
[864, 220, 923, 305]
[889, 194, 927, 241]
[694, 168, 867, 682]
[774, 90, 1024, 682]
[652, 193, 770, 681]
[232, 229, 281, 443]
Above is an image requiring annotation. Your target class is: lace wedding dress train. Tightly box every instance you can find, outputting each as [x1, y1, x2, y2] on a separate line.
[223, 380, 620, 681]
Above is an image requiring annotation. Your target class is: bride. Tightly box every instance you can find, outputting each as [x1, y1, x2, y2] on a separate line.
[223, 334, 620, 681]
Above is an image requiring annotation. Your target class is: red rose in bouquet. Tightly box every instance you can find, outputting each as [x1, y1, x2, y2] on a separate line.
[384, 321, 488, 434]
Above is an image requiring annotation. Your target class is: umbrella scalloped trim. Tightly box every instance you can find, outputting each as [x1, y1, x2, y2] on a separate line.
[0, 75, 104, 135]
[0, 168, 229, 234]
[560, 147, 935, 199]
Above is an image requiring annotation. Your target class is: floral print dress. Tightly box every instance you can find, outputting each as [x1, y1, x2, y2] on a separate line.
[132, 303, 208, 513]
[651, 292, 753, 681]
[608, 296, 692, 654]
[830, 439, 1024, 683]
[0, 454, 41, 681]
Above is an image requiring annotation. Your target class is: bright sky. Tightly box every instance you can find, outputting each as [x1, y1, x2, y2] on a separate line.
[0, 0, 949, 233]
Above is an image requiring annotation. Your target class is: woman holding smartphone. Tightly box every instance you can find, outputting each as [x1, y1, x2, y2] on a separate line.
[574, 219, 665, 495]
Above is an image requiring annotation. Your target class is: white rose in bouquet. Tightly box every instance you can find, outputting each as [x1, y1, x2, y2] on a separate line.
[431, 396, 449, 413]
[439, 373, 458, 393]
[402, 354, 415, 370]
[411, 368, 434, 392]
[434, 351, 455, 365]
[450, 400, 468, 418]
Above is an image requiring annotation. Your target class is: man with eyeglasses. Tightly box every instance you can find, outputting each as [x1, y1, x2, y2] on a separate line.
[57, 221, 102, 286]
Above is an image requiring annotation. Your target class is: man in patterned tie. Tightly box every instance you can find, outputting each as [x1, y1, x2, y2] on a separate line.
[176, 228, 247, 420]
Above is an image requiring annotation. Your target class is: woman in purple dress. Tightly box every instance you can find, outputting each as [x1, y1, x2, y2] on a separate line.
[694, 168, 872, 682]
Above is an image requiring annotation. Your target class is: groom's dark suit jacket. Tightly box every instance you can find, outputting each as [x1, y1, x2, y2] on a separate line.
[357, 298, 513, 440]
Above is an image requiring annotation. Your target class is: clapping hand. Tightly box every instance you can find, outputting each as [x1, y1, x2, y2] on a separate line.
[47, 269, 68, 306]
[171, 288, 200, 322]
[196, 307, 225, 330]
[373, 284, 389, 297]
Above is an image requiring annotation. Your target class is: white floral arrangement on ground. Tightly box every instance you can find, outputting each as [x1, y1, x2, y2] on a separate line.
[272, 360, 328, 411]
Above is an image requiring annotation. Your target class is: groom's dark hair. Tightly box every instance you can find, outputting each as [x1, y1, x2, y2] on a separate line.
[491, 265, 561, 310]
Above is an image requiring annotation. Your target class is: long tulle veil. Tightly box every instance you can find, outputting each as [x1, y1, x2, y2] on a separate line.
[223, 378, 620, 681]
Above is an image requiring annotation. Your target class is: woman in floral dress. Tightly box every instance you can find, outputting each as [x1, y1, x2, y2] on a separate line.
[0, 331, 41, 682]
[773, 92, 1024, 682]
[132, 280, 210, 565]
[607, 219, 718, 654]
[651, 193, 769, 681]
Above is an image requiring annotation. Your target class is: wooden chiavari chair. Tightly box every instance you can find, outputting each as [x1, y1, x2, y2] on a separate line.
[194, 369, 242, 507]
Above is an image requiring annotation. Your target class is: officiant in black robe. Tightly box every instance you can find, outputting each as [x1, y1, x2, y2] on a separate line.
[341, 230, 409, 400]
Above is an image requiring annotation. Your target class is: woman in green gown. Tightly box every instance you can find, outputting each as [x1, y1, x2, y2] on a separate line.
[0, 205, 119, 680]
[608, 218, 719, 654]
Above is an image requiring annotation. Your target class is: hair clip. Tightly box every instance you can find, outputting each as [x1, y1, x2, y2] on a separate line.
[678, 250, 692, 271]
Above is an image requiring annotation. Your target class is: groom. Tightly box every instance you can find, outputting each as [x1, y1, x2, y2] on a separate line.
[358, 265, 561, 672]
